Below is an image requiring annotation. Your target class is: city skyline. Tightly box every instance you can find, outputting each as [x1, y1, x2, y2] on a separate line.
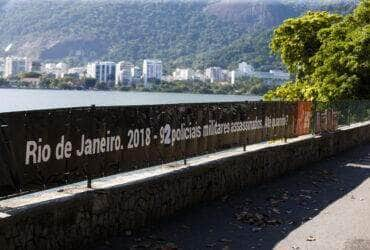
[0, 55, 290, 88]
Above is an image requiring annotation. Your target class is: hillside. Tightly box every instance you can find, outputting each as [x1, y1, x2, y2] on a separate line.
[0, 0, 358, 71]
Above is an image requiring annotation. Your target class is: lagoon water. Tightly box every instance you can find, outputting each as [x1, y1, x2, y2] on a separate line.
[0, 89, 261, 113]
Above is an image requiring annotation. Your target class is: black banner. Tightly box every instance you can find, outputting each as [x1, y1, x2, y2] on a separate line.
[0, 101, 299, 196]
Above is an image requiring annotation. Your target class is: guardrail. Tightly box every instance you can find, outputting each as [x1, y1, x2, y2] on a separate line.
[313, 100, 370, 133]
[0, 100, 368, 198]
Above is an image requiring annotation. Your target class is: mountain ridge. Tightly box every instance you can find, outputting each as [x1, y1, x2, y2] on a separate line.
[0, 0, 358, 71]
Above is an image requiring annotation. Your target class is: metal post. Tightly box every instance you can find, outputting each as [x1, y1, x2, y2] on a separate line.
[348, 106, 351, 126]
[312, 101, 317, 135]
[184, 112, 189, 166]
[86, 104, 95, 189]
[87, 177, 92, 189]
[284, 112, 288, 143]
[183, 134, 187, 165]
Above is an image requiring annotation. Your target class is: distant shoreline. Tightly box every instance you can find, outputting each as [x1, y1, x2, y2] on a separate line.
[0, 86, 263, 98]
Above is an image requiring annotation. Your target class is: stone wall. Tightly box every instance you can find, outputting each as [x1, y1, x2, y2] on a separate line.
[1, 123, 370, 250]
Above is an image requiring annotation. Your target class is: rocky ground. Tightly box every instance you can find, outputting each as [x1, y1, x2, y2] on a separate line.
[94, 144, 370, 250]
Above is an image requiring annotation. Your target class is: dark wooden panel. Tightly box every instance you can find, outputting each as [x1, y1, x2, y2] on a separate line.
[0, 101, 303, 196]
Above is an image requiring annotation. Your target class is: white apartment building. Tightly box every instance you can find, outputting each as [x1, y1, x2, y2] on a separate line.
[230, 70, 238, 85]
[240, 69, 290, 80]
[86, 62, 116, 84]
[43, 63, 57, 72]
[205, 67, 223, 83]
[116, 61, 134, 86]
[42, 62, 69, 78]
[131, 66, 142, 82]
[143, 59, 162, 86]
[269, 70, 290, 80]
[4, 57, 26, 78]
[56, 62, 68, 72]
[233, 62, 290, 83]
[193, 70, 206, 82]
[172, 68, 194, 81]
[25, 58, 41, 73]
[238, 62, 254, 76]
[66, 67, 86, 79]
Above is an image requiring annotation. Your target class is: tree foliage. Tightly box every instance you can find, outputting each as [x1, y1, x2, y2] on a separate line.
[269, 11, 342, 79]
[149, 78, 276, 96]
[0, 78, 10, 87]
[265, 0, 370, 101]
[20, 72, 42, 78]
[83, 78, 97, 89]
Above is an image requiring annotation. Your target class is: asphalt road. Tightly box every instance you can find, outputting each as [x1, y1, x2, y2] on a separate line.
[94, 144, 370, 250]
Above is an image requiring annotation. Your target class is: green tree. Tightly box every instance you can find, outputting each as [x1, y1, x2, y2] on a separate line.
[56, 82, 73, 90]
[83, 78, 97, 89]
[265, 0, 370, 102]
[308, 0, 370, 101]
[270, 11, 342, 80]
[95, 81, 109, 90]
[0, 78, 10, 87]
[39, 78, 52, 89]
[20, 72, 42, 78]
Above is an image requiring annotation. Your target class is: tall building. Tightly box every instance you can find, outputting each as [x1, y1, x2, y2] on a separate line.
[86, 62, 116, 85]
[205, 67, 223, 83]
[143, 59, 162, 86]
[238, 62, 254, 76]
[25, 58, 41, 73]
[230, 70, 238, 85]
[4, 57, 26, 78]
[115, 61, 134, 86]
[131, 66, 142, 83]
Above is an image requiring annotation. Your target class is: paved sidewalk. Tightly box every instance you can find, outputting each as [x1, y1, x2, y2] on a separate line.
[95, 144, 370, 250]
